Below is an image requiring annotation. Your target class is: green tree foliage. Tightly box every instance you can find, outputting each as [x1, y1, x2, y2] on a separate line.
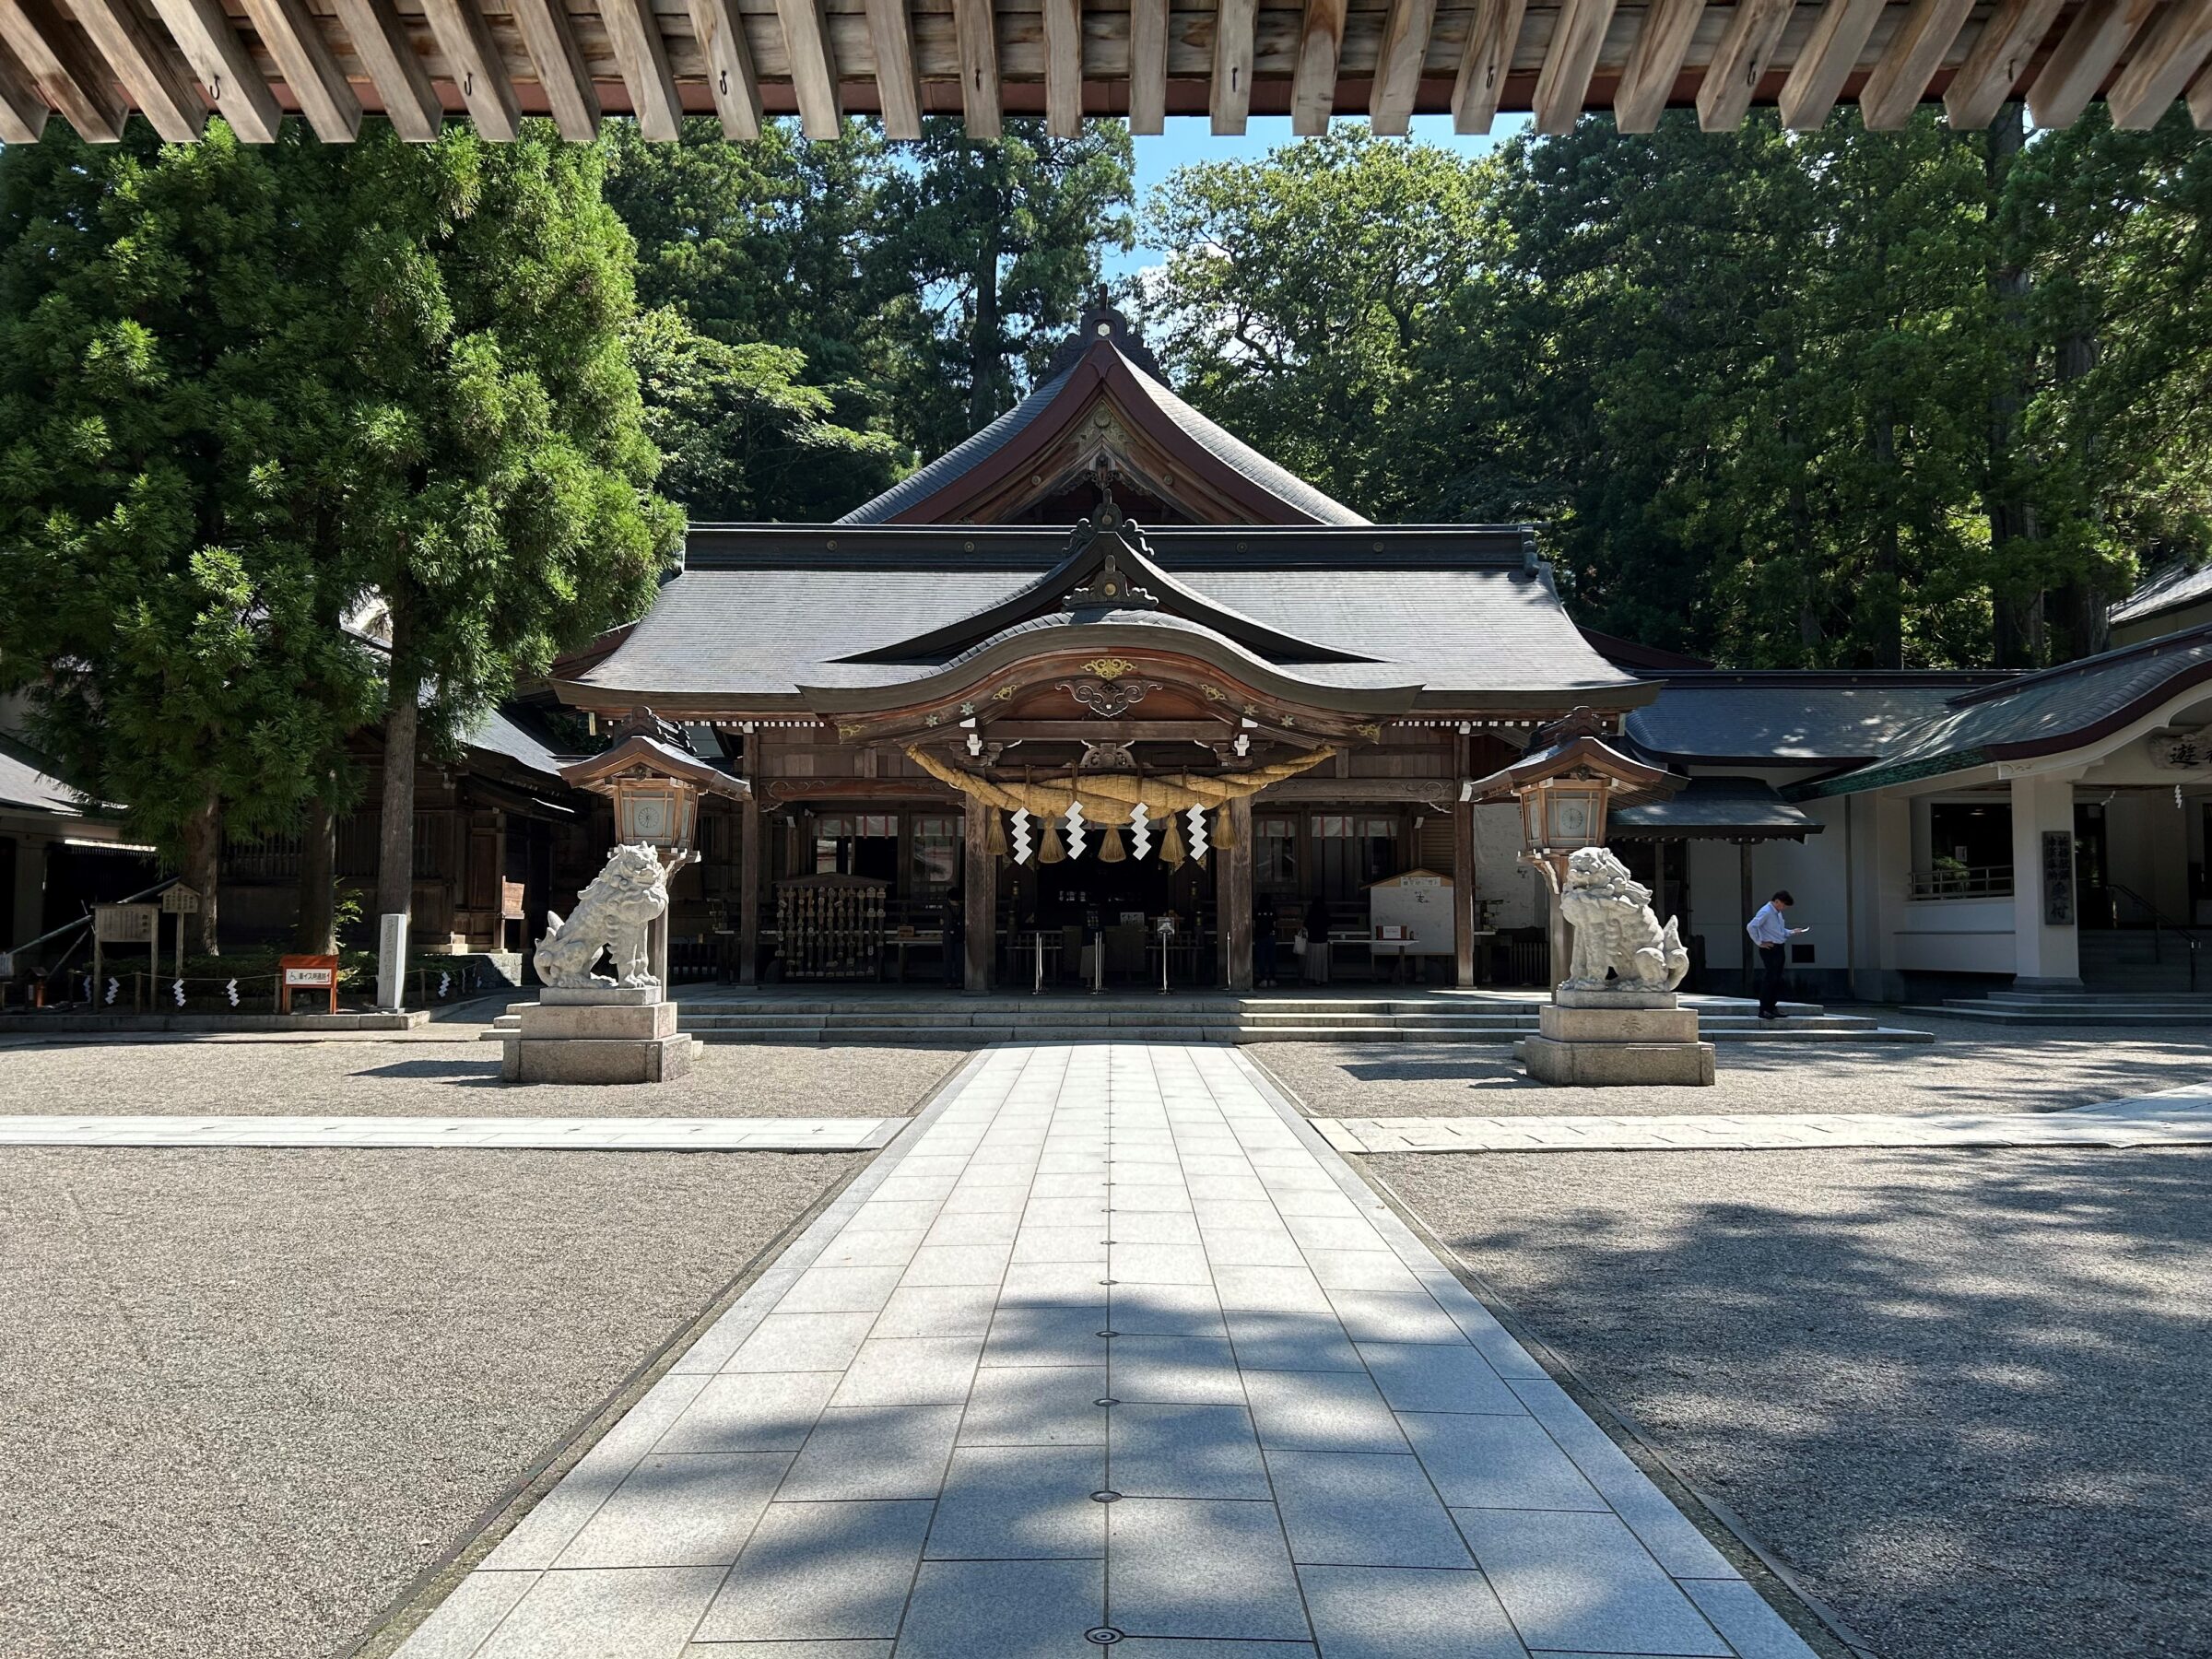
[0, 121, 682, 947]
[1144, 111, 2212, 669]
[0, 124, 383, 946]
[871, 118, 1136, 452]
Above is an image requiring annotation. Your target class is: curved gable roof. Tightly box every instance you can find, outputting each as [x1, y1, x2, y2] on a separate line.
[837, 307, 1368, 529]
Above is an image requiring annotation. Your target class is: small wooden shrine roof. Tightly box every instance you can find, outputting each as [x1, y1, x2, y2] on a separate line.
[3, 0, 2206, 149]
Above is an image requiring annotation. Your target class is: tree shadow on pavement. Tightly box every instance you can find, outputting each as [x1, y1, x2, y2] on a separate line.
[1379, 1146, 2212, 1659]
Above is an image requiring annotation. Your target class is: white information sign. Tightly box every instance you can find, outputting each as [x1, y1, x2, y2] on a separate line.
[1367, 870, 1454, 958]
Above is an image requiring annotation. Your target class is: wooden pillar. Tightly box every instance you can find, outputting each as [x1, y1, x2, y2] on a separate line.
[1453, 797, 1477, 988]
[1217, 795, 1253, 991]
[1737, 839, 1754, 990]
[964, 804, 994, 992]
[737, 795, 761, 985]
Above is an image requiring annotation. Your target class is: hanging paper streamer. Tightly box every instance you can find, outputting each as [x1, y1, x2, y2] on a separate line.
[172, 979, 186, 1007]
[224, 978, 240, 1007]
[1186, 805, 1210, 862]
[1129, 802, 1152, 860]
[438, 971, 452, 999]
[1064, 800, 1088, 860]
[104, 977, 119, 1006]
[1009, 807, 1033, 864]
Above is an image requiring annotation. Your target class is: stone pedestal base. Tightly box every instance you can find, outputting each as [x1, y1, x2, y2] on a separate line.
[1521, 989, 1714, 1087]
[501, 993, 691, 1084]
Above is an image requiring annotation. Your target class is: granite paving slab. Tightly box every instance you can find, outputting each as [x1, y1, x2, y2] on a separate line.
[1312, 1080, 2212, 1154]
[390, 1043, 1820, 1658]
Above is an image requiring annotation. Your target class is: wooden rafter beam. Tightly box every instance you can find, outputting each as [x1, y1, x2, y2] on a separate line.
[237, 0, 358, 139]
[1856, 0, 1976, 127]
[773, 0, 840, 138]
[1532, 0, 1614, 134]
[862, 0, 919, 138]
[147, 0, 280, 140]
[1128, 0, 1167, 132]
[1371, 0, 1439, 134]
[602, 0, 683, 139]
[952, 0, 1000, 136]
[419, 0, 521, 140]
[1777, 0, 1887, 128]
[66, 0, 206, 141]
[1212, 0, 1255, 133]
[2028, 0, 2159, 129]
[0, 33, 46, 141]
[1453, 0, 1529, 133]
[1044, 0, 1080, 135]
[1614, 0, 1702, 133]
[0, 0, 125, 140]
[1289, 0, 1347, 135]
[332, 0, 441, 141]
[1943, 0, 2066, 128]
[1696, 0, 1794, 130]
[512, 0, 602, 139]
[2105, 0, 2212, 126]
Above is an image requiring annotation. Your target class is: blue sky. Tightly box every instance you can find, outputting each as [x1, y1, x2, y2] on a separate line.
[1111, 113, 1532, 278]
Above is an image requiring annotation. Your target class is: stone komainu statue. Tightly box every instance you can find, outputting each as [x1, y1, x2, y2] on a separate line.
[1557, 846, 1691, 992]
[535, 843, 671, 990]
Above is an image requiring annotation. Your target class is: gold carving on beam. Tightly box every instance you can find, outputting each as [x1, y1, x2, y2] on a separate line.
[837, 723, 864, 740]
[1083, 657, 1136, 681]
[994, 683, 1016, 700]
[1202, 685, 1225, 701]
[1357, 723, 1382, 741]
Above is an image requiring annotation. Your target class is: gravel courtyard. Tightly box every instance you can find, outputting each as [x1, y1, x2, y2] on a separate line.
[0, 1037, 965, 1119]
[1371, 1145, 2212, 1659]
[1254, 1015, 2212, 1119]
[0, 1144, 864, 1659]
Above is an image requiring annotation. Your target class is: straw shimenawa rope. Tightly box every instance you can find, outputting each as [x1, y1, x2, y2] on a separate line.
[906, 745, 1336, 827]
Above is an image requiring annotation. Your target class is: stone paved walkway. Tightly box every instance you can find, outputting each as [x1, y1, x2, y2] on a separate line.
[1312, 1081, 2212, 1154]
[394, 1042, 1816, 1659]
[0, 1115, 900, 1150]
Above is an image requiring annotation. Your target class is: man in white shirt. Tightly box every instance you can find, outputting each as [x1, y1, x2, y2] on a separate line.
[1746, 890, 1809, 1019]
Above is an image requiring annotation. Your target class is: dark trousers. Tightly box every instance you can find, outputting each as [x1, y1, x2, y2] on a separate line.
[1758, 943, 1786, 1015]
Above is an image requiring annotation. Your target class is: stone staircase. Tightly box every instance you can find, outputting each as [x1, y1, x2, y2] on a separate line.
[482, 992, 1931, 1047]
[1902, 927, 2212, 1026]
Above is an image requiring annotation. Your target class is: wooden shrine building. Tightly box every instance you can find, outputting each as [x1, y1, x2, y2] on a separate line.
[558, 302, 1660, 991]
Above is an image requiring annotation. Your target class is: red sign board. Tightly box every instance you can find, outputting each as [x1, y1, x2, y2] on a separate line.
[279, 954, 339, 1014]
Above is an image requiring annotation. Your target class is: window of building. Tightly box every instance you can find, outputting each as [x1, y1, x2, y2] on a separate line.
[910, 814, 960, 896]
[1255, 817, 1300, 894]
[1312, 814, 1399, 900]
[811, 813, 899, 880]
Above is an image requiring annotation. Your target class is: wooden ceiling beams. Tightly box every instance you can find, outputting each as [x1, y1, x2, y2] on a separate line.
[6, 0, 2211, 147]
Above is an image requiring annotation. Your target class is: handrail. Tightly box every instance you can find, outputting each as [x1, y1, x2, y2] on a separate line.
[2104, 882, 2203, 991]
[1908, 864, 2015, 900]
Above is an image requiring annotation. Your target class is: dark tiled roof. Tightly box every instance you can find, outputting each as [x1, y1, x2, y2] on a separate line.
[1805, 624, 2212, 795]
[837, 363, 1081, 525]
[0, 733, 95, 818]
[462, 705, 573, 784]
[1613, 777, 1823, 841]
[2111, 561, 2212, 628]
[571, 526, 1641, 708]
[835, 307, 1367, 527]
[1627, 673, 2013, 764]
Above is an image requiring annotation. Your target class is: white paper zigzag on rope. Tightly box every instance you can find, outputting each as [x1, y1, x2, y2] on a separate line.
[1129, 802, 1151, 859]
[1009, 807, 1033, 864]
[1065, 801, 1088, 860]
[1186, 805, 1209, 861]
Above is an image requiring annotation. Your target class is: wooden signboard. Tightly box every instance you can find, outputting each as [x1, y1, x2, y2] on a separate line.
[92, 903, 160, 1009]
[1367, 870, 1453, 957]
[280, 953, 340, 1015]
[2042, 831, 2075, 927]
[160, 887, 201, 979]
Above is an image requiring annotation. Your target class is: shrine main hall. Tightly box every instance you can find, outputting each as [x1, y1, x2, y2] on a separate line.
[555, 303, 2212, 1002]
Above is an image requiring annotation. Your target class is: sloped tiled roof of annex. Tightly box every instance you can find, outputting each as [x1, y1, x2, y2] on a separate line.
[2111, 560, 2212, 628]
[1800, 623, 2212, 795]
[0, 732, 100, 818]
[835, 306, 1368, 528]
[1625, 672, 2016, 765]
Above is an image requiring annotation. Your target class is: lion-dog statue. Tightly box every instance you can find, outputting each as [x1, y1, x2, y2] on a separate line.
[1557, 845, 1690, 992]
[534, 843, 671, 990]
